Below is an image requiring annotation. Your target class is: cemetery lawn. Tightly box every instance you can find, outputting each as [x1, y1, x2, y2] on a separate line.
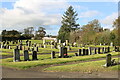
[1, 52, 119, 69]
[44, 58, 120, 73]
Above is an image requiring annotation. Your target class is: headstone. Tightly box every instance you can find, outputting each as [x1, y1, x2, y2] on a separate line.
[110, 42, 113, 46]
[63, 42, 66, 46]
[32, 51, 38, 60]
[108, 47, 110, 52]
[19, 45, 22, 50]
[16, 45, 19, 49]
[59, 40, 61, 44]
[98, 47, 101, 54]
[43, 39, 46, 45]
[100, 43, 102, 46]
[102, 47, 105, 54]
[66, 40, 69, 46]
[24, 50, 29, 61]
[94, 48, 97, 54]
[88, 47, 92, 55]
[83, 49, 86, 56]
[78, 49, 82, 56]
[13, 49, 20, 62]
[59, 47, 68, 58]
[51, 51, 56, 59]
[106, 54, 112, 67]
[31, 47, 34, 51]
[86, 49, 89, 55]
[67, 46, 71, 51]
[75, 53, 78, 56]
[8, 46, 11, 49]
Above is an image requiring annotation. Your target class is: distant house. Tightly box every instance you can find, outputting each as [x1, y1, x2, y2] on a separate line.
[42, 37, 57, 41]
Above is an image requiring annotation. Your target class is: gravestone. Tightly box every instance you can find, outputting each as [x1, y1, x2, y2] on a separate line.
[51, 51, 56, 59]
[88, 47, 92, 55]
[100, 43, 102, 46]
[31, 47, 34, 51]
[24, 50, 29, 61]
[19, 45, 22, 50]
[102, 47, 105, 54]
[16, 45, 19, 49]
[63, 42, 66, 46]
[59, 47, 68, 58]
[106, 54, 112, 67]
[67, 46, 71, 51]
[108, 47, 110, 52]
[66, 40, 69, 46]
[13, 49, 20, 62]
[83, 49, 86, 55]
[8, 46, 11, 49]
[43, 39, 46, 45]
[32, 51, 38, 60]
[94, 48, 97, 54]
[75, 53, 78, 56]
[98, 47, 101, 54]
[110, 42, 113, 46]
[86, 49, 89, 55]
[78, 49, 82, 56]
[59, 40, 61, 44]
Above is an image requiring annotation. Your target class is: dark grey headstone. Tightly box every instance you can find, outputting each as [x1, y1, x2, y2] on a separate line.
[32, 51, 38, 60]
[106, 54, 112, 67]
[98, 47, 101, 54]
[24, 50, 29, 61]
[78, 49, 81, 56]
[94, 48, 97, 54]
[13, 49, 20, 62]
[51, 51, 55, 59]
[86, 49, 89, 55]
[83, 49, 86, 55]
[75, 53, 78, 56]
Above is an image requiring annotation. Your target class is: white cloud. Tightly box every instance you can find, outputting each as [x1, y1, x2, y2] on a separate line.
[100, 12, 118, 25]
[0, 0, 68, 31]
[79, 10, 100, 18]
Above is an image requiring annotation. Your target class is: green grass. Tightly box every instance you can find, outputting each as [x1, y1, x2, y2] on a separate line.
[1, 52, 119, 69]
[44, 58, 120, 72]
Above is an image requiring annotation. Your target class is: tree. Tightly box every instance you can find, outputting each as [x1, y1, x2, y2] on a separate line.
[1, 30, 21, 41]
[57, 6, 79, 42]
[23, 27, 34, 39]
[34, 27, 46, 40]
[112, 17, 120, 46]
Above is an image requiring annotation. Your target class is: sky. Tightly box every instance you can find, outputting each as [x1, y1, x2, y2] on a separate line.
[0, 0, 119, 36]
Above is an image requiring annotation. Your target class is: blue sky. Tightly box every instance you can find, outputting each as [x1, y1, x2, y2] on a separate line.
[0, 0, 118, 35]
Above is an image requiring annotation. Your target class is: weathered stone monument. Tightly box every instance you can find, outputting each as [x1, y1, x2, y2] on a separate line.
[13, 49, 20, 62]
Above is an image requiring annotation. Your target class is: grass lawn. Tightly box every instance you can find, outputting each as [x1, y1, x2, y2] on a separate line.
[44, 58, 120, 73]
[1, 52, 119, 69]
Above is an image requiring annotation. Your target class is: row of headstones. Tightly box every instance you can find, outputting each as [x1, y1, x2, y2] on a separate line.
[51, 47, 68, 59]
[75, 47, 110, 56]
[13, 49, 38, 62]
[13, 47, 68, 62]
[114, 46, 120, 52]
[0, 44, 11, 49]
[16, 45, 39, 52]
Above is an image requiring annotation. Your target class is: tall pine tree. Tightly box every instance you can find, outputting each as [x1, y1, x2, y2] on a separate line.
[57, 6, 79, 42]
